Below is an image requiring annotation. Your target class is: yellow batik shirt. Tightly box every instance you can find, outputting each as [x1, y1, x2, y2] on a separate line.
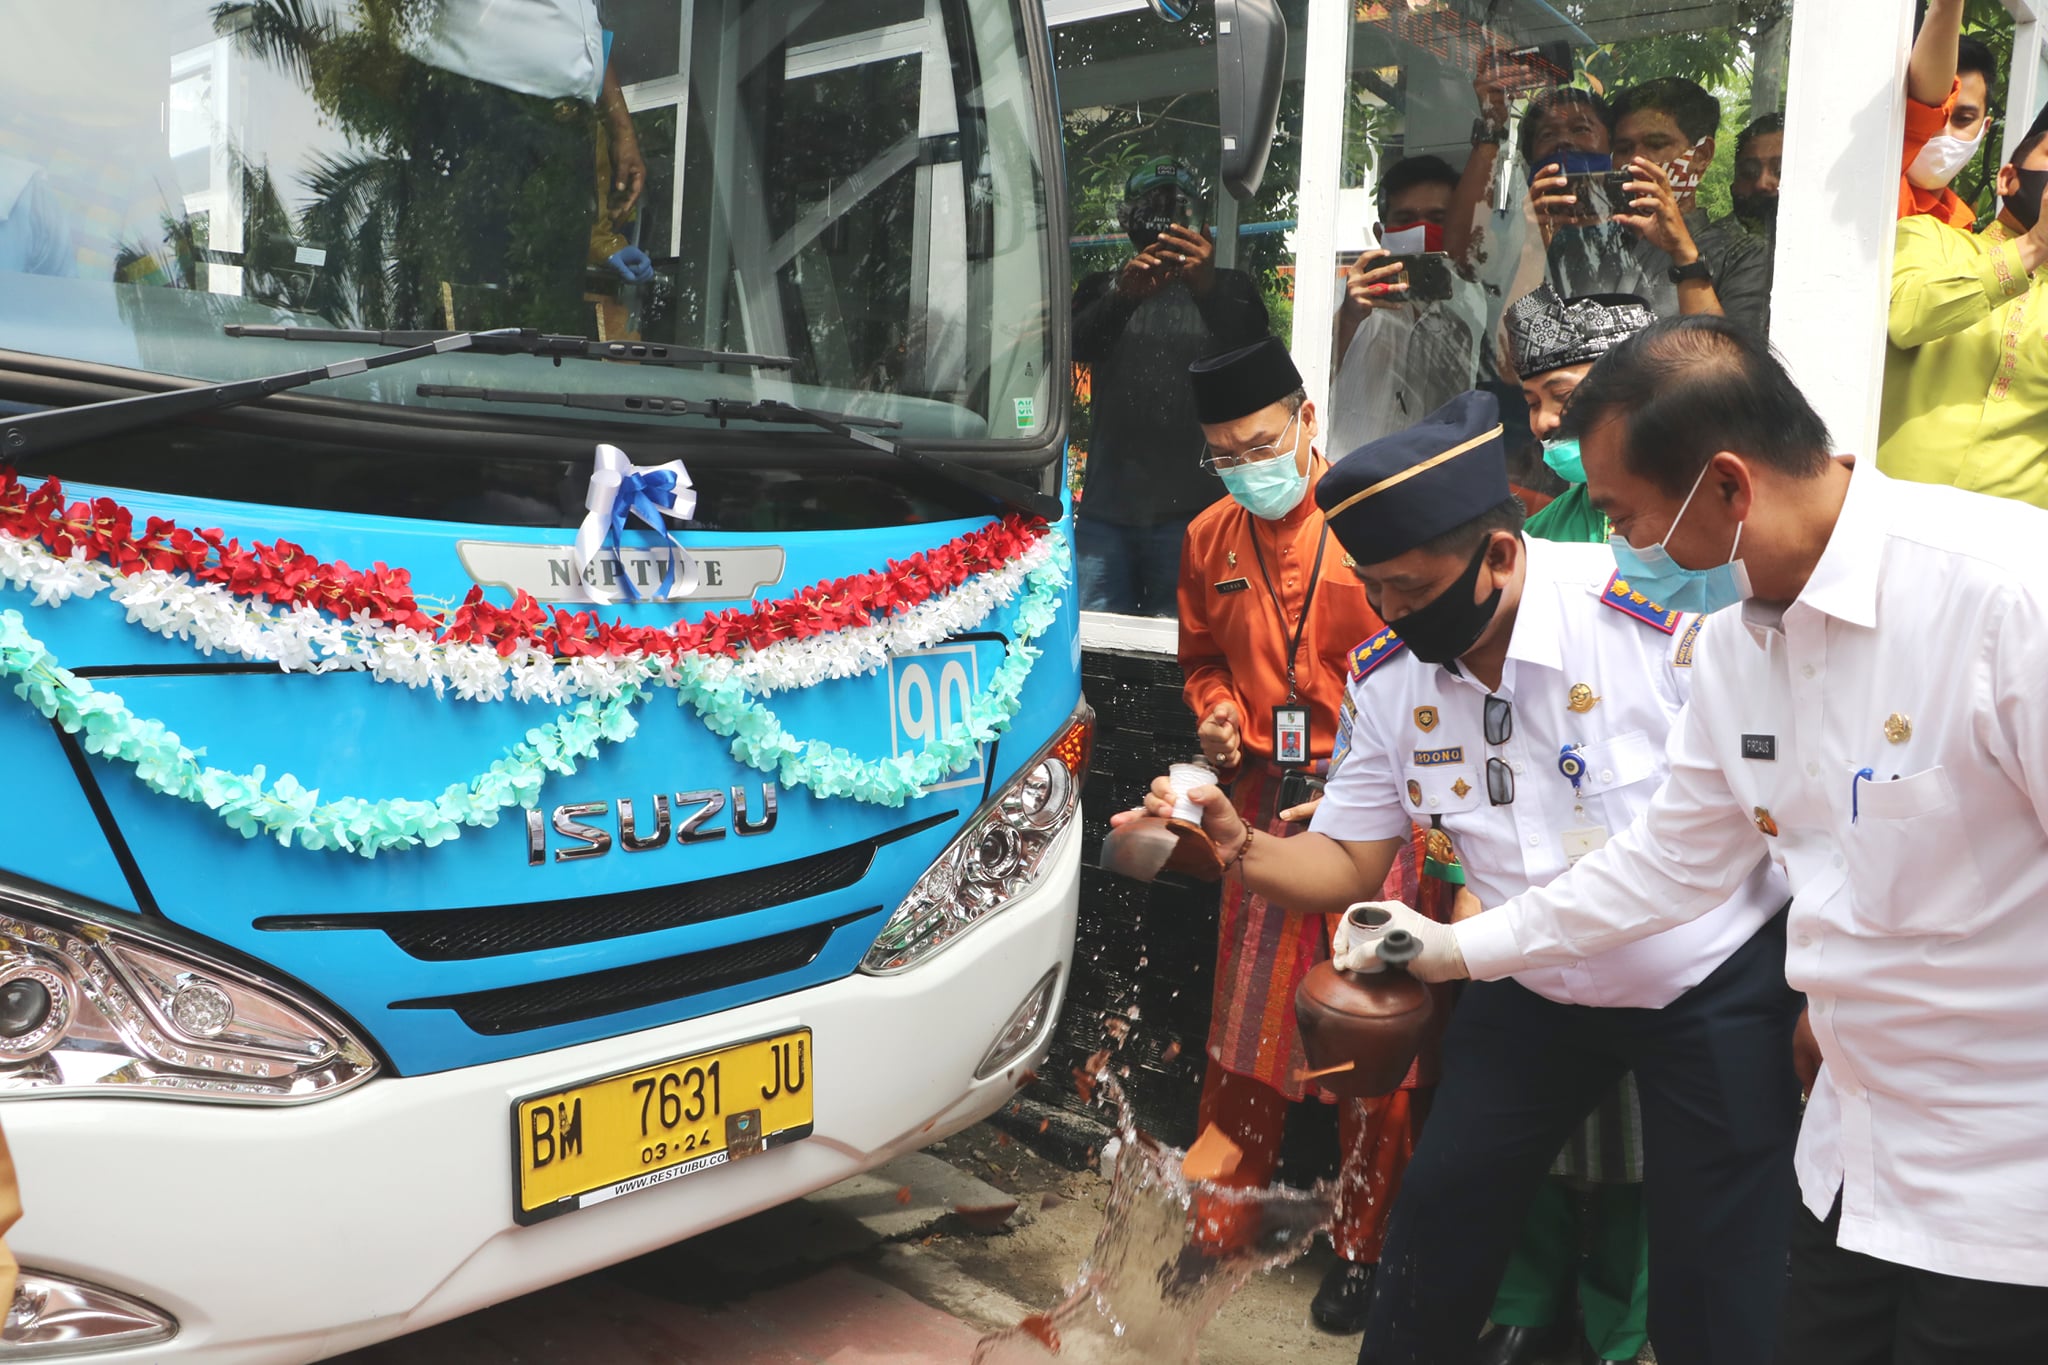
[1879, 216, 2048, 509]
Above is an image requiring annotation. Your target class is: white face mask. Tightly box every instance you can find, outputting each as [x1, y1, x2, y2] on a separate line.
[1907, 120, 1987, 190]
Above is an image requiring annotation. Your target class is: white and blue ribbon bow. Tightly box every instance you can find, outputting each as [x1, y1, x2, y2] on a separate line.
[573, 444, 701, 605]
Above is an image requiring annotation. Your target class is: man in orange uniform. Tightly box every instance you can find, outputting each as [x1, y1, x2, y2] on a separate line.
[1900, 0, 1998, 227]
[1176, 336, 1424, 1334]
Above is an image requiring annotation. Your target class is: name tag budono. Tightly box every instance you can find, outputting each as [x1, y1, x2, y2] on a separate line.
[1741, 734, 1777, 761]
[1412, 747, 1466, 767]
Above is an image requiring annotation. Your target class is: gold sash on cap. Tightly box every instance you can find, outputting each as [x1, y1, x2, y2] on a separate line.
[1325, 424, 1504, 519]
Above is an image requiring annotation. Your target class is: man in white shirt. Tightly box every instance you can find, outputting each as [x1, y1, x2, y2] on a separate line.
[1114, 390, 1802, 1365]
[1368, 316, 2048, 1361]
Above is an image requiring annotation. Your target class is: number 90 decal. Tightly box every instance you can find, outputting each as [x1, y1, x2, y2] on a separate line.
[888, 644, 985, 791]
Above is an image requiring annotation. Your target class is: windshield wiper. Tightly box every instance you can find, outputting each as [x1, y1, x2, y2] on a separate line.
[415, 384, 901, 431]
[225, 325, 794, 371]
[423, 386, 1062, 522]
[2, 330, 505, 462]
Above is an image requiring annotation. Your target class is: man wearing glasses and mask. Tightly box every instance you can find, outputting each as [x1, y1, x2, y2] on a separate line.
[1119, 388, 1801, 1363]
[1172, 337, 1423, 1334]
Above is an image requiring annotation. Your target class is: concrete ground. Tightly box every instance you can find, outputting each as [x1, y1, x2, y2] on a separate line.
[334, 1122, 1637, 1364]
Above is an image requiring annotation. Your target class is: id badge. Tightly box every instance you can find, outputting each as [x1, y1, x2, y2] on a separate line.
[1562, 825, 1609, 865]
[1273, 705, 1310, 767]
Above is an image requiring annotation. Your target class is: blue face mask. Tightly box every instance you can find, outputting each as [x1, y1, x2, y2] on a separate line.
[1218, 447, 1310, 520]
[1525, 148, 1611, 185]
[1606, 460, 1752, 615]
[1541, 438, 1585, 484]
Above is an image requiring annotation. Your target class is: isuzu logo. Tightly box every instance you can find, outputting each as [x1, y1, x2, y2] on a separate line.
[526, 785, 779, 865]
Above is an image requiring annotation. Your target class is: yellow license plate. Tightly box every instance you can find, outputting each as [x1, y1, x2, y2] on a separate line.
[512, 1028, 813, 1223]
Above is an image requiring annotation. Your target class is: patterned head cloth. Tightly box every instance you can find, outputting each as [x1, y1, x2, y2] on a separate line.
[1505, 287, 1657, 379]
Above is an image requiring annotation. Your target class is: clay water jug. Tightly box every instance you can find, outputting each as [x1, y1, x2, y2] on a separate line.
[1293, 905, 1434, 1099]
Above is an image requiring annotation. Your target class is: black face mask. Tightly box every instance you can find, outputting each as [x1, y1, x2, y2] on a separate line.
[2004, 168, 2048, 230]
[1732, 193, 1778, 231]
[1382, 537, 1505, 666]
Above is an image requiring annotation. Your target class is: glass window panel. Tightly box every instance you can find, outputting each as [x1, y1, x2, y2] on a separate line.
[1322, 0, 1795, 514]
[1053, 2, 1308, 618]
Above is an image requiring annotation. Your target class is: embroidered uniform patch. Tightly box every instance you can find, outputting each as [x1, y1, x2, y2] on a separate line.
[1412, 747, 1466, 766]
[1349, 628, 1407, 682]
[1673, 616, 1702, 667]
[1600, 573, 1681, 634]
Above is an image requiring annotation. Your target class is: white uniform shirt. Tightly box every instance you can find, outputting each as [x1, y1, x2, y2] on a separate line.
[1459, 464, 2048, 1286]
[1312, 537, 1785, 1008]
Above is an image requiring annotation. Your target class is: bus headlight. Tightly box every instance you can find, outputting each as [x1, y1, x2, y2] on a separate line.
[862, 702, 1092, 974]
[0, 883, 376, 1103]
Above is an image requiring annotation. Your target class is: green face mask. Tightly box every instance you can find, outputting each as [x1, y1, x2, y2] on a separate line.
[1542, 437, 1586, 484]
[1218, 450, 1311, 519]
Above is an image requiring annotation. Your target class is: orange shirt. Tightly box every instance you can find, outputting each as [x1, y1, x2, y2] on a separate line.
[1900, 78, 1978, 229]
[1177, 455, 1384, 765]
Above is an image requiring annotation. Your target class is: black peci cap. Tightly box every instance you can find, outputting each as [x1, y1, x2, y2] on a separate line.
[1188, 336, 1303, 425]
[1316, 390, 1510, 566]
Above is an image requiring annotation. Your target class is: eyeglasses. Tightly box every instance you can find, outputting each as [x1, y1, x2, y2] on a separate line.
[1200, 409, 1300, 473]
[1484, 696, 1514, 806]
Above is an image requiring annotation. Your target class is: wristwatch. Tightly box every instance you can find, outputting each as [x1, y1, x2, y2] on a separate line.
[1470, 117, 1507, 148]
[1669, 258, 1714, 286]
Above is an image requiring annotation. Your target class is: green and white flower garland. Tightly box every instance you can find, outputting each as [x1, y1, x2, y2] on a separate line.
[0, 538, 1069, 857]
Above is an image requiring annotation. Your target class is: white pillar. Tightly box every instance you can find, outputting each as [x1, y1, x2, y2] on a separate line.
[1288, 0, 1350, 414]
[1767, 0, 1917, 457]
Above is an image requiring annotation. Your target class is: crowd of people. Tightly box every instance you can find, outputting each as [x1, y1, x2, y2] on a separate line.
[1081, 3, 2048, 1362]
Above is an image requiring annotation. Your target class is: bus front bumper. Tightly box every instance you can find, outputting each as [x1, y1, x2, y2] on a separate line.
[1, 825, 1078, 1363]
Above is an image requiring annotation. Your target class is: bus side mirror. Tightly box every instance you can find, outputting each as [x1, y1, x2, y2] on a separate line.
[1214, 0, 1286, 201]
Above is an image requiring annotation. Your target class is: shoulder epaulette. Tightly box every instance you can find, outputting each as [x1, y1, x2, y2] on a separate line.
[1600, 573, 1681, 635]
[1349, 628, 1407, 682]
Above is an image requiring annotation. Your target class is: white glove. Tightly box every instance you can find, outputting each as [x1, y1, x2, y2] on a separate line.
[1330, 900, 1470, 982]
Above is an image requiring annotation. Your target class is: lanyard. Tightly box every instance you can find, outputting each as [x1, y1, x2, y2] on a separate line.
[1248, 521, 1329, 703]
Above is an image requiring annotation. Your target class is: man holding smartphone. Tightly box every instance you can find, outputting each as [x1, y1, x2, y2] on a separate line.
[1328, 156, 1488, 457]
[1176, 337, 1422, 1335]
[1072, 158, 1269, 615]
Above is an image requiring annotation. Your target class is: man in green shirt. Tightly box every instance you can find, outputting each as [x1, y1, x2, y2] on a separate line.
[1880, 107, 2048, 506]
[1507, 288, 1656, 544]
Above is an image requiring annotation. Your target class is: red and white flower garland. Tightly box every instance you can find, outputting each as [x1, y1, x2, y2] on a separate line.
[0, 465, 1054, 700]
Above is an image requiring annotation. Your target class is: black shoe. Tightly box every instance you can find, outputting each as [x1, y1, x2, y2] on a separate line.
[1309, 1258, 1376, 1334]
[1474, 1322, 1574, 1365]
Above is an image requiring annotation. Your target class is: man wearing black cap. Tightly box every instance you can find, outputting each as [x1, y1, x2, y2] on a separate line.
[1176, 335, 1423, 1333]
[1113, 388, 1801, 1364]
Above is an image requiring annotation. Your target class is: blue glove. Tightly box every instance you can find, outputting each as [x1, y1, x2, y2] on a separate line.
[607, 245, 655, 283]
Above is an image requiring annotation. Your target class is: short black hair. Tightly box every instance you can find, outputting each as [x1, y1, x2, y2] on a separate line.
[1958, 35, 1998, 90]
[2014, 100, 2048, 168]
[1417, 495, 1528, 560]
[1611, 77, 1721, 145]
[1737, 112, 1784, 158]
[1562, 316, 1833, 497]
[1376, 155, 1460, 218]
[1519, 87, 1612, 166]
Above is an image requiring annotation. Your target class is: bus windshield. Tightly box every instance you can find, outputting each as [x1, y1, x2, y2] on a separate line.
[0, 0, 1057, 452]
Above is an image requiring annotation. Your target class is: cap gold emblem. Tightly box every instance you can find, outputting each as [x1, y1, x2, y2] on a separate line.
[1452, 777, 1472, 799]
[1568, 683, 1600, 714]
[1753, 806, 1779, 837]
[1884, 713, 1912, 744]
[1407, 779, 1423, 807]
[1414, 706, 1439, 733]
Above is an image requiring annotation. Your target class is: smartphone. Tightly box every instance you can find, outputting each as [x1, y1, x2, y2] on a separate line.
[1124, 192, 1207, 251]
[1483, 39, 1573, 95]
[1382, 251, 1455, 303]
[1547, 171, 1637, 224]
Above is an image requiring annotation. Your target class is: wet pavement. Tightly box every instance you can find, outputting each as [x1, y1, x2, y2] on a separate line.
[333, 1121, 1639, 1364]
